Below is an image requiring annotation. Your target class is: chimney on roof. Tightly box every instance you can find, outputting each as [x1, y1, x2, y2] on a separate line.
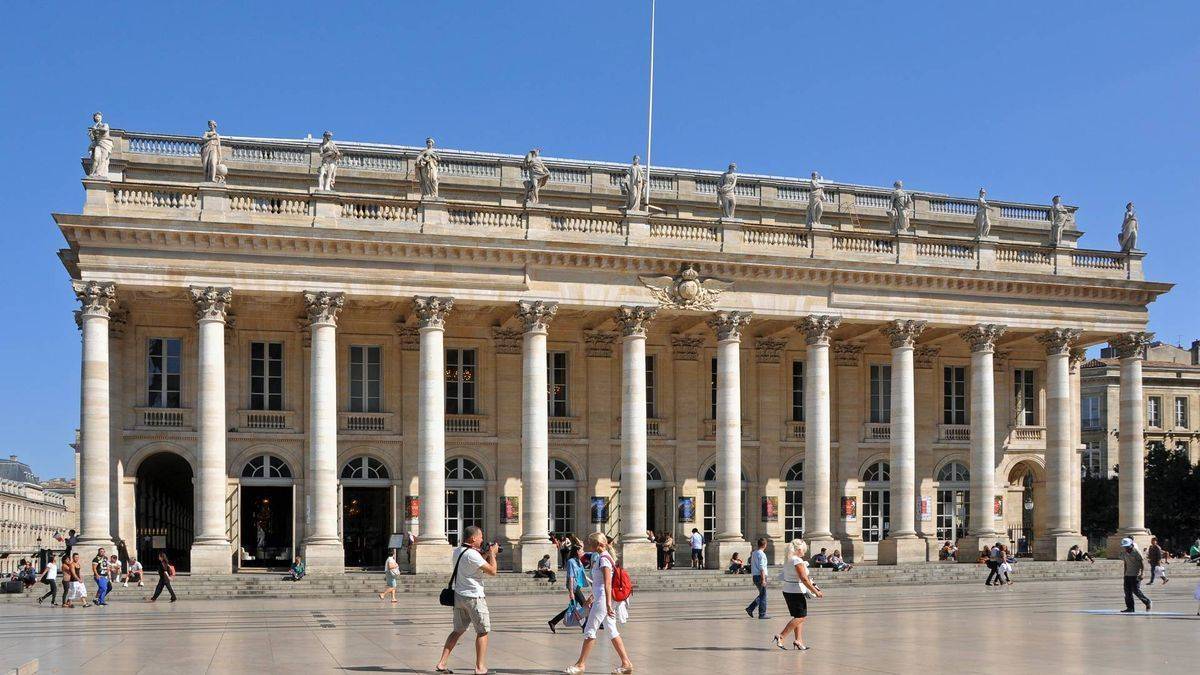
[1191, 339, 1200, 366]
[7, 455, 15, 462]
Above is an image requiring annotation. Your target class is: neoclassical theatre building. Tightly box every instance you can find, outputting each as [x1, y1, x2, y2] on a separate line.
[57, 119, 1170, 573]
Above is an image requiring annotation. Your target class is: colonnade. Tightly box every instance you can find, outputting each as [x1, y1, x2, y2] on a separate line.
[71, 280, 1158, 571]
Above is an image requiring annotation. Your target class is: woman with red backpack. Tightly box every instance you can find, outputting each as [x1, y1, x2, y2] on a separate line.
[564, 532, 634, 674]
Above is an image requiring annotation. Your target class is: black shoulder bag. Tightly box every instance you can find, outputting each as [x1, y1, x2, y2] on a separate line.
[440, 546, 468, 607]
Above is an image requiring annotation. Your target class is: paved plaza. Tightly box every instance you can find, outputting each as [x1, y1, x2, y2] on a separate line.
[5, 578, 1197, 674]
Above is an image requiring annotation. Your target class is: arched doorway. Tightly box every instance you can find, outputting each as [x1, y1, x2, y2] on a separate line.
[700, 463, 748, 545]
[445, 457, 485, 546]
[135, 452, 194, 572]
[238, 454, 295, 569]
[935, 461, 970, 542]
[1007, 461, 1044, 557]
[341, 456, 391, 568]
[861, 460, 891, 560]
[783, 461, 804, 542]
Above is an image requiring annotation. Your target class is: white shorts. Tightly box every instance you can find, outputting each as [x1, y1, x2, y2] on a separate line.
[1153, 565, 1168, 578]
[68, 581, 87, 600]
[582, 595, 629, 640]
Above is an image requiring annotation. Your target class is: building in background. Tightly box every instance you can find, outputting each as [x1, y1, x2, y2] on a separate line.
[1081, 341, 1200, 477]
[0, 455, 75, 574]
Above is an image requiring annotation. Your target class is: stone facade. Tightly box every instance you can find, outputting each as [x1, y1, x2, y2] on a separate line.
[0, 457, 75, 574]
[55, 126, 1171, 572]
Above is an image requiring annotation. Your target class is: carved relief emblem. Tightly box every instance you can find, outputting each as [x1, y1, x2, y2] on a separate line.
[638, 264, 732, 311]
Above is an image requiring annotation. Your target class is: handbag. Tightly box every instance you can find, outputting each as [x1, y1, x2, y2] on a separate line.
[563, 601, 586, 628]
[439, 546, 469, 607]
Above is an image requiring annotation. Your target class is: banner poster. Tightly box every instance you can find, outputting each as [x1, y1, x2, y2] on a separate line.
[994, 495, 1004, 518]
[499, 496, 520, 524]
[761, 496, 779, 522]
[918, 495, 933, 522]
[404, 496, 420, 520]
[841, 496, 857, 521]
[677, 496, 695, 523]
[590, 496, 610, 524]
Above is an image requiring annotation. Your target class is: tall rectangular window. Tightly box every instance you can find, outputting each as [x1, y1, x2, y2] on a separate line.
[147, 338, 182, 408]
[791, 360, 805, 422]
[870, 364, 892, 424]
[1175, 397, 1188, 429]
[710, 357, 718, 420]
[645, 355, 657, 419]
[943, 366, 967, 425]
[1081, 396, 1101, 430]
[349, 345, 381, 413]
[1082, 442, 1102, 478]
[547, 351, 569, 417]
[249, 341, 283, 411]
[1014, 369, 1037, 425]
[1147, 396, 1162, 428]
[445, 349, 477, 415]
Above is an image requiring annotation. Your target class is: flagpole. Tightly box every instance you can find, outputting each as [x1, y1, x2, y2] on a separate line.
[645, 0, 656, 211]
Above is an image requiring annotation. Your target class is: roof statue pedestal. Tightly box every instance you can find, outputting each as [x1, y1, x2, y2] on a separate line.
[197, 182, 230, 223]
[623, 210, 650, 246]
[419, 198, 449, 231]
[312, 190, 343, 227]
[81, 177, 114, 216]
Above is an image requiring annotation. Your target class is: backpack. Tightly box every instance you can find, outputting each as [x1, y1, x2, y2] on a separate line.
[606, 553, 633, 602]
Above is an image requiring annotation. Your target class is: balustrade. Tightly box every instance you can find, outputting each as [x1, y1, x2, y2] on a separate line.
[114, 187, 197, 210]
[550, 214, 624, 236]
[854, 193, 891, 209]
[649, 220, 720, 241]
[445, 414, 484, 434]
[135, 407, 190, 429]
[834, 234, 894, 254]
[228, 143, 308, 165]
[744, 226, 807, 248]
[996, 246, 1052, 266]
[785, 420, 806, 441]
[863, 422, 891, 442]
[441, 159, 500, 178]
[238, 410, 295, 431]
[523, 166, 589, 184]
[342, 200, 416, 222]
[548, 418, 574, 436]
[339, 411, 392, 433]
[231, 193, 311, 216]
[448, 207, 523, 229]
[929, 199, 977, 216]
[342, 153, 407, 172]
[916, 240, 975, 260]
[1071, 252, 1124, 270]
[938, 424, 971, 442]
[1011, 426, 1046, 441]
[128, 136, 200, 156]
[695, 179, 758, 197]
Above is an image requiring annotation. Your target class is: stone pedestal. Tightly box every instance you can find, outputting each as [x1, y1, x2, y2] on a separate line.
[878, 537, 927, 564]
[311, 189, 341, 227]
[81, 177, 113, 215]
[705, 539, 750, 570]
[198, 183, 230, 222]
[619, 538, 658, 570]
[1107, 532, 1152, 555]
[1036, 534, 1089, 561]
[515, 540, 557, 572]
[835, 537, 866, 563]
[955, 535, 1010, 563]
[301, 541, 345, 574]
[190, 543, 233, 574]
[419, 198, 449, 232]
[624, 211, 650, 246]
[412, 541, 456, 574]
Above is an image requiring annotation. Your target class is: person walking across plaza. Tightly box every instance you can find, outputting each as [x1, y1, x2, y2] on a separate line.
[1147, 537, 1169, 585]
[379, 549, 401, 603]
[91, 548, 111, 605]
[773, 538, 823, 651]
[984, 541, 1003, 586]
[1118, 537, 1151, 613]
[435, 525, 498, 675]
[36, 553, 58, 606]
[66, 552, 89, 608]
[149, 551, 177, 603]
[744, 537, 770, 619]
[565, 532, 633, 675]
[689, 528, 705, 569]
[548, 545, 588, 633]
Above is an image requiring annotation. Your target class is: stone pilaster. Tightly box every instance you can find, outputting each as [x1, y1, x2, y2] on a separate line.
[956, 324, 1007, 559]
[73, 280, 117, 549]
[412, 296, 455, 572]
[615, 305, 657, 569]
[190, 286, 234, 573]
[705, 310, 752, 568]
[1107, 331, 1155, 552]
[515, 300, 558, 571]
[797, 315, 841, 549]
[879, 319, 926, 564]
[301, 290, 345, 572]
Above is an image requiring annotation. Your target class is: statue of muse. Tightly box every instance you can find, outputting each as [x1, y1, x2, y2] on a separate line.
[1049, 195, 1069, 246]
[87, 112, 113, 177]
[522, 148, 550, 206]
[806, 171, 824, 227]
[717, 163, 738, 219]
[201, 120, 225, 183]
[623, 154, 646, 212]
[415, 137, 440, 198]
[974, 188, 992, 238]
[1118, 202, 1139, 252]
[888, 180, 912, 234]
[316, 131, 341, 191]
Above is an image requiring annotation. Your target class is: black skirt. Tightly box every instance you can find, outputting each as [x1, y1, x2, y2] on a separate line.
[782, 591, 808, 618]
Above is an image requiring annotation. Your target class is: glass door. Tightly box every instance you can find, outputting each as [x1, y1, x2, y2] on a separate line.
[445, 488, 484, 546]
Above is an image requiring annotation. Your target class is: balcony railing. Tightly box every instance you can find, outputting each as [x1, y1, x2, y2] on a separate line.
[134, 407, 191, 429]
[548, 417, 575, 436]
[446, 414, 484, 434]
[785, 420, 806, 441]
[339, 412, 393, 433]
[238, 410, 295, 431]
[703, 419, 754, 440]
[938, 424, 971, 442]
[863, 423, 891, 442]
[614, 418, 666, 438]
[1011, 426, 1046, 442]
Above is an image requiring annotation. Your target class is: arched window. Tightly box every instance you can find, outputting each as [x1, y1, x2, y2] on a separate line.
[549, 459, 577, 537]
[702, 464, 747, 483]
[862, 460, 890, 483]
[935, 461, 970, 542]
[860, 460, 890, 543]
[446, 457, 485, 481]
[341, 456, 389, 480]
[550, 459, 576, 482]
[784, 461, 804, 541]
[646, 463, 663, 484]
[241, 454, 292, 479]
[936, 461, 970, 484]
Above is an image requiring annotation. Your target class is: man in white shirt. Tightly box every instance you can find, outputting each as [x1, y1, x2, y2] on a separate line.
[436, 526, 498, 675]
[689, 528, 705, 569]
[744, 538, 770, 619]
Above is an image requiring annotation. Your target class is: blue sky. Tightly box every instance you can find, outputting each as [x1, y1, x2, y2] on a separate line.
[1, 2, 1196, 480]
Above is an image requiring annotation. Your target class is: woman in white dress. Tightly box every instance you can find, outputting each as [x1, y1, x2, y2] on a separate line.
[378, 549, 401, 603]
[773, 538, 823, 651]
[565, 532, 633, 674]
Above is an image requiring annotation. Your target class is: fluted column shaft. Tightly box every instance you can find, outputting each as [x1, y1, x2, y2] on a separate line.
[518, 301, 557, 548]
[799, 315, 841, 543]
[884, 320, 925, 541]
[1117, 344, 1149, 534]
[1046, 349, 1072, 534]
[304, 292, 343, 548]
[192, 287, 232, 550]
[74, 281, 116, 548]
[709, 311, 751, 542]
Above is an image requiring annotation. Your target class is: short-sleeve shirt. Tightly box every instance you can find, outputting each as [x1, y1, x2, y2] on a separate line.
[690, 533, 704, 550]
[750, 549, 767, 576]
[592, 553, 615, 597]
[44, 563, 58, 580]
[93, 556, 109, 576]
[128, 562, 143, 574]
[452, 547, 488, 598]
[782, 555, 808, 594]
[567, 556, 586, 590]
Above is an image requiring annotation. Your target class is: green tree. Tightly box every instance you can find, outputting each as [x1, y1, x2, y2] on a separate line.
[1143, 444, 1200, 554]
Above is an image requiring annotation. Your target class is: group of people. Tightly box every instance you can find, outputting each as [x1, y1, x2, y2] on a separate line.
[33, 548, 175, 606]
[979, 542, 1017, 586]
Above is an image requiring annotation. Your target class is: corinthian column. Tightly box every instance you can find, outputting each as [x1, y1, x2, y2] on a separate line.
[515, 300, 558, 571]
[190, 286, 233, 573]
[73, 281, 117, 550]
[300, 290, 345, 572]
[705, 310, 752, 569]
[1107, 331, 1155, 552]
[879, 319, 926, 564]
[797, 315, 841, 548]
[1034, 328, 1088, 559]
[412, 296, 455, 572]
[616, 305, 657, 569]
[955, 324, 1005, 559]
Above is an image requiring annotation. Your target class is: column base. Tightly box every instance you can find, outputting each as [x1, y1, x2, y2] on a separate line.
[705, 538, 750, 570]
[1107, 531, 1153, 556]
[1034, 533, 1088, 561]
[877, 536, 927, 565]
[955, 534, 1010, 563]
[300, 540, 345, 574]
[190, 541, 233, 574]
[834, 537, 867, 564]
[412, 539, 456, 574]
[618, 538, 658, 570]
[514, 538, 557, 572]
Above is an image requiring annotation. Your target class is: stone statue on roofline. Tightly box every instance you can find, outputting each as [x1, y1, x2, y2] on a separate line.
[888, 180, 912, 234]
[201, 120, 227, 183]
[1049, 194, 1069, 246]
[316, 131, 341, 191]
[622, 154, 646, 212]
[974, 188, 992, 238]
[523, 148, 550, 206]
[717, 163, 738, 219]
[415, 137, 440, 199]
[806, 171, 824, 228]
[1118, 202, 1139, 252]
[87, 112, 112, 178]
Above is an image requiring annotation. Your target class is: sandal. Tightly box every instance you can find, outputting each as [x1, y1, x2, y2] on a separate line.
[434, 668, 453, 674]
[793, 642, 810, 651]
[772, 635, 786, 650]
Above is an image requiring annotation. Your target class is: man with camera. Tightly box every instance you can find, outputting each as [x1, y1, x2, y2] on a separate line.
[436, 526, 498, 675]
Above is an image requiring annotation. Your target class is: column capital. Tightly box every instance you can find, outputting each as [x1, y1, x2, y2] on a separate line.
[516, 299, 558, 333]
[959, 323, 1007, 353]
[1036, 328, 1082, 356]
[491, 327, 522, 355]
[413, 295, 454, 329]
[670, 334, 704, 361]
[72, 280, 117, 318]
[190, 286, 232, 323]
[615, 305, 657, 338]
[1108, 331, 1154, 359]
[883, 319, 927, 349]
[832, 342, 864, 367]
[707, 310, 752, 342]
[754, 337, 788, 363]
[303, 290, 345, 327]
[796, 314, 842, 346]
[584, 330, 617, 358]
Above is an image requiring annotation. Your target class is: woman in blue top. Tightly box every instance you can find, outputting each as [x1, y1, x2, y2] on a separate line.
[547, 545, 588, 632]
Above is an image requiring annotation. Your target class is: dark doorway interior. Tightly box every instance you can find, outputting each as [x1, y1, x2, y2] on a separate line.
[240, 485, 293, 568]
[135, 452, 194, 572]
[343, 487, 389, 568]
